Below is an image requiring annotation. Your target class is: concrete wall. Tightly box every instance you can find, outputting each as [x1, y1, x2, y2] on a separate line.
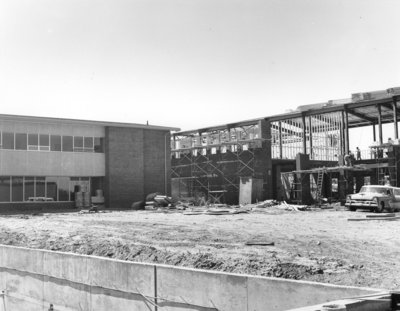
[0, 150, 105, 177]
[0, 118, 104, 137]
[104, 127, 171, 208]
[0, 245, 383, 311]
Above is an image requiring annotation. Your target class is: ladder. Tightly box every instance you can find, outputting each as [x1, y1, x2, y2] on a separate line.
[291, 182, 302, 204]
[315, 170, 324, 204]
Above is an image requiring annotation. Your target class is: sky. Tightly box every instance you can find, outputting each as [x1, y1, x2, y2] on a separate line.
[1, 0, 400, 132]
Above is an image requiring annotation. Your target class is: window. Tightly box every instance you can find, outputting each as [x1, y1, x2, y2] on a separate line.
[1, 131, 104, 153]
[15, 133, 27, 150]
[58, 177, 70, 201]
[11, 177, 23, 202]
[3, 132, 14, 149]
[28, 134, 38, 150]
[94, 137, 104, 153]
[62, 136, 73, 152]
[50, 135, 61, 151]
[73, 136, 83, 152]
[0, 177, 10, 202]
[46, 177, 58, 201]
[84, 137, 94, 152]
[24, 176, 35, 201]
[39, 134, 50, 151]
[36, 177, 45, 197]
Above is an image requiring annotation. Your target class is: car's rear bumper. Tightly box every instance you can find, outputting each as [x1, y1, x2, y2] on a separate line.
[345, 200, 378, 208]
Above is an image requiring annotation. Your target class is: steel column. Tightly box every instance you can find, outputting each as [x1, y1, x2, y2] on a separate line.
[341, 111, 345, 155]
[377, 104, 383, 145]
[393, 97, 399, 140]
[302, 114, 307, 154]
[278, 121, 283, 159]
[344, 109, 349, 154]
[373, 123, 376, 142]
[308, 116, 313, 159]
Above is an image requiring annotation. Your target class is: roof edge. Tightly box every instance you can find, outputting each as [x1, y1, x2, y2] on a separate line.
[0, 113, 180, 132]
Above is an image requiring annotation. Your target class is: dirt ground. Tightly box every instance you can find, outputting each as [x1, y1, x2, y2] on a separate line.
[0, 206, 398, 290]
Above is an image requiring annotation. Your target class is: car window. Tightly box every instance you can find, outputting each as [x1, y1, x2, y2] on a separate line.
[364, 187, 389, 194]
[394, 189, 400, 196]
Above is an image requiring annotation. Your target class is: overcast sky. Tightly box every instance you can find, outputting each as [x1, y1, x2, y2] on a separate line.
[1, 0, 400, 132]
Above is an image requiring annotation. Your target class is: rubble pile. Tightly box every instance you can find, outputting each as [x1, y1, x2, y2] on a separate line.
[132, 194, 314, 215]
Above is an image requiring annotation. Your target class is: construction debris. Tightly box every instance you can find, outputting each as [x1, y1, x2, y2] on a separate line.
[348, 213, 400, 221]
[138, 193, 316, 214]
[245, 241, 275, 246]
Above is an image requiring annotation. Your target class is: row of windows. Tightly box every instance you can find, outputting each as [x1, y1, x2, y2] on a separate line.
[0, 132, 104, 153]
[0, 176, 102, 202]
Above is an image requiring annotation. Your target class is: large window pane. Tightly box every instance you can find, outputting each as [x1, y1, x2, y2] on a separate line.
[11, 177, 23, 202]
[3, 132, 14, 149]
[58, 177, 70, 201]
[62, 136, 73, 152]
[28, 133, 38, 150]
[74, 136, 83, 152]
[50, 135, 61, 151]
[15, 133, 27, 150]
[28, 134, 38, 144]
[39, 134, 50, 151]
[0, 177, 10, 202]
[36, 177, 45, 197]
[46, 177, 58, 201]
[24, 177, 35, 201]
[91, 177, 104, 196]
[94, 137, 104, 153]
[84, 137, 94, 152]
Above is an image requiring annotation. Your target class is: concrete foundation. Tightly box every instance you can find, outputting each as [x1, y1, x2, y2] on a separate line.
[0, 245, 383, 311]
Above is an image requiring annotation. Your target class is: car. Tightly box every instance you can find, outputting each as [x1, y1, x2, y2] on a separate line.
[345, 185, 400, 213]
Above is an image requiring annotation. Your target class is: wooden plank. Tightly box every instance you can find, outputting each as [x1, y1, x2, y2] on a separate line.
[348, 216, 400, 221]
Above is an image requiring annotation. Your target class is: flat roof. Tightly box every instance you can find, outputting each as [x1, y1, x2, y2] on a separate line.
[0, 114, 180, 132]
[174, 86, 400, 135]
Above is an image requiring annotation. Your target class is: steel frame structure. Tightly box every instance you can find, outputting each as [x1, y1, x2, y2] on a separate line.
[172, 87, 400, 203]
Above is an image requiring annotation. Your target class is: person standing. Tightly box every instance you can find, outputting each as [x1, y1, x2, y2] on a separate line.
[356, 147, 361, 161]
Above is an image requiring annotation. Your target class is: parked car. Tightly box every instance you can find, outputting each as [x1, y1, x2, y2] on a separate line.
[345, 185, 400, 213]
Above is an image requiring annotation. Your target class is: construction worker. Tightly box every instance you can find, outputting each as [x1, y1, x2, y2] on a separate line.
[356, 147, 361, 161]
[344, 152, 351, 166]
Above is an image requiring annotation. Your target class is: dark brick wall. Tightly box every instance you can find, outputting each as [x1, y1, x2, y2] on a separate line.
[144, 130, 171, 196]
[104, 127, 171, 208]
[0, 202, 74, 214]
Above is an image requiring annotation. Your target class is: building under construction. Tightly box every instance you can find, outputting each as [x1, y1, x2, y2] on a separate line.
[171, 86, 400, 205]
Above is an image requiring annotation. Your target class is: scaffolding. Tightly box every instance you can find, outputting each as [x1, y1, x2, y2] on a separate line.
[171, 122, 264, 203]
[370, 144, 399, 186]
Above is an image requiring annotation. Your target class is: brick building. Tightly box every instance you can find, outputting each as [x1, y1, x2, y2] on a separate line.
[0, 114, 179, 209]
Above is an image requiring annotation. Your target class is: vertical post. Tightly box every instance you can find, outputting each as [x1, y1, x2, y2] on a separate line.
[278, 121, 283, 159]
[344, 109, 349, 154]
[154, 265, 158, 311]
[308, 116, 313, 159]
[341, 111, 346, 155]
[302, 114, 307, 154]
[377, 104, 383, 145]
[372, 123, 376, 142]
[393, 96, 399, 140]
